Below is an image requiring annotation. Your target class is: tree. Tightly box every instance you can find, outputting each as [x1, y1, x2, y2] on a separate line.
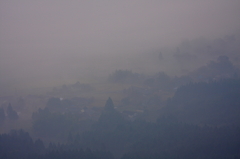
[108, 70, 143, 83]
[158, 52, 164, 61]
[7, 103, 18, 120]
[0, 107, 5, 122]
[34, 138, 45, 152]
[46, 97, 61, 111]
[98, 98, 124, 129]
[104, 97, 115, 111]
[67, 132, 73, 143]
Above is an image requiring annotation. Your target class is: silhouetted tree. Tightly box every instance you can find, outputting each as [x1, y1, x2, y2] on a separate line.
[7, 103, 18, 120]
[0, 129, 45, 159]
[158, 52, 164, 61]
[67, 132, 73, 143]
[0, 107, 5, 123]
[104, 97, 115, 111]
[98, 97, 124, 129]
[34, 138, 45, 152]
[161, 79, 240, 125]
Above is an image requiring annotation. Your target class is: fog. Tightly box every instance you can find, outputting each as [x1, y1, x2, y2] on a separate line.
[1, 1, 240, 158]
[1, 0, 240, 91]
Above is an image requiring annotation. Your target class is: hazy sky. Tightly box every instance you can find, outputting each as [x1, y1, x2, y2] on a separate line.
[1, 0, 240, 89]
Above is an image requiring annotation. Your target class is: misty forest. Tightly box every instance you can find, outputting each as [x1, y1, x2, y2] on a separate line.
[1, 1, 240, 159]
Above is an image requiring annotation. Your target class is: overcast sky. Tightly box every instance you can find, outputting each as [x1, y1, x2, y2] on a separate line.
[1, 0, 240, 89]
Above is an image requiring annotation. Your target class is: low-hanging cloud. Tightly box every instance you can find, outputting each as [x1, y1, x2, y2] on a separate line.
[1, 0, 240, 90]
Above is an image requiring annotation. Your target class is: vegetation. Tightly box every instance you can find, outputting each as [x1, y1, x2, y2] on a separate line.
[1, 57, 240, 159]
[108, 70, 145, 84]
[162, 79, 240, 125]
[7, 103, 19, 120]
[0, 129, 113, 159]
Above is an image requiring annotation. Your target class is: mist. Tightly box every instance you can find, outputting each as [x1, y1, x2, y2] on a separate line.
[1, 0, 240, 91]
[1, 1, 240, 158]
